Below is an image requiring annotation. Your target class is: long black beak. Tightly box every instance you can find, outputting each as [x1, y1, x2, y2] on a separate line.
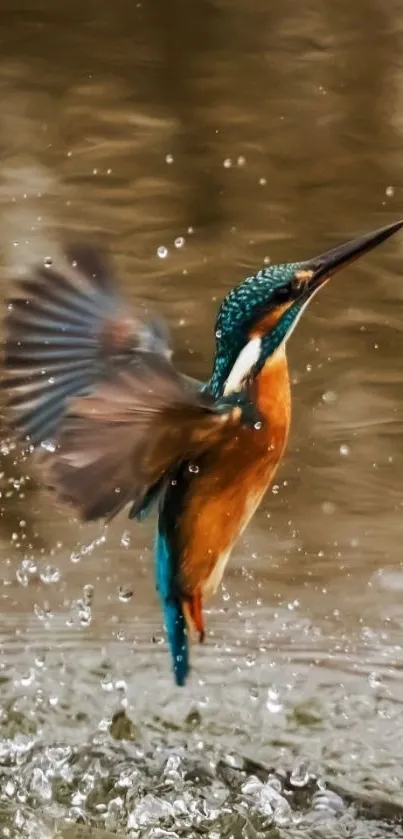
[305, 219, 403, 292]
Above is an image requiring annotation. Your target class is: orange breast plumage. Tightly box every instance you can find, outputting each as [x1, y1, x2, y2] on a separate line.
[178, 348, 292, 599]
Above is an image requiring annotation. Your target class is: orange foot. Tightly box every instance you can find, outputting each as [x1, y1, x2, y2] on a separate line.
[183, 592, 205, 643]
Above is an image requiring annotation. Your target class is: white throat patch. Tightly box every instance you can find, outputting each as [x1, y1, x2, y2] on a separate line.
[224, 336, 261, 395]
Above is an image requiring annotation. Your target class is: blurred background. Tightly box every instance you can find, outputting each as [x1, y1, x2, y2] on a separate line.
[1, 1, 403, 836]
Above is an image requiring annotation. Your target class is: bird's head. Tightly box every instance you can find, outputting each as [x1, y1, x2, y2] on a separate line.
[210, 220, 403, 398]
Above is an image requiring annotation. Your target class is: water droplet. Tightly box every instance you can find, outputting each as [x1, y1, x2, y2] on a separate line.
[69, 534, 105, 565]
[386, 185, 395, 197]
[0, 440, 14, 456]
[290, 761, 310, 787]
[20, 669, 35, 686]
[241, 776, 263, 796]
[321, 500, 336, 515]
[78, 604, 92, 626]
[43, 256, 52, 268]
[224, 753, 244, 770]
[312, 788, 344, 814]
[128, 793, 174, 829]
[83, 584, 94, 605]
[339, 444, 350, 456]
[165, 153, 174, 164]
[40, 565, 61, 584]
[40, 440, 56, 453]
[34, 602, 52, 621]
[163, 753, 183, 782]
[120, 530, 131, 548]
[368, 670, 383, 690]
[215, 328, 222, 339]
[174, 236, 185, 249]
[4, 780, 15, 797]
[254, 421, 262, 430]
[322, 389, 337, 404]
[157, 245, 168, 259]
[271, 484, 279, 495]
[30, 767, 52, 801]
[118, 585, 133, 603]
[187, 226, 194, 234]
[266, 687, 282, 713]
[267, 775, 283, 794]
[16, 559, 37, 587]
[259, 177, 267, 186]
[223, 158, 232, 168]
[237, 155, 246, 166]
[242, 775, 290, 821]
[101, 676, 114, 692]
[188, 463, 199, 474]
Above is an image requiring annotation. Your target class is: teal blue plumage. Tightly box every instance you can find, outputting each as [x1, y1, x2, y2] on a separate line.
[210, 262, 304, 398]
[3, 220, 402, 685]
[155, 528, 189, 686]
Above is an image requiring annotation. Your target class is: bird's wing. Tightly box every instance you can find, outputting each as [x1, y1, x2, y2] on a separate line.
[36, 357, 241, 521]
[2, 243, 249, 521]
[2, 242, 174, 446]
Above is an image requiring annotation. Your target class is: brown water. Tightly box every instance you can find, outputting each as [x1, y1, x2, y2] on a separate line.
[1, 1, 403, 836]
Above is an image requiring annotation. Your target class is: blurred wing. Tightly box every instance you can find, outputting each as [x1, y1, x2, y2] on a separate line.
[38, 353, 239, 521]
[2, 243, 173, 445]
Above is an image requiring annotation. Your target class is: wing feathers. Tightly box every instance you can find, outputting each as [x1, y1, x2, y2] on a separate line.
[38, 360, 234, 521]
[2, 245, 174, 445]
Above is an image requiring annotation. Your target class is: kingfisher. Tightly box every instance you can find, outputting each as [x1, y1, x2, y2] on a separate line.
[2, 220, 402, 685]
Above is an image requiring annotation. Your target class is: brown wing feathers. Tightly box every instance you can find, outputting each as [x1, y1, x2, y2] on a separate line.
[39, 367, 231, 521]
[37, 358, 231, 521]
[2, 245, 235, 521]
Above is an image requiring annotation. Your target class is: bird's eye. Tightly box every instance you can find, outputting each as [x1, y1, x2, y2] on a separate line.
[276, 281, 297, 299]
[275, 284, 290, 298]
[275, 273, 308, 302]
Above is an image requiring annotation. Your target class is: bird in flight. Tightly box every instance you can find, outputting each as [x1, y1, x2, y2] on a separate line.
[2, 219, 402, 684]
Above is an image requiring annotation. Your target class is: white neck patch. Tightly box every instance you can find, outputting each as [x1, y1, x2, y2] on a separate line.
[223, 281, 326, 396]
[224, 336, 261, 395]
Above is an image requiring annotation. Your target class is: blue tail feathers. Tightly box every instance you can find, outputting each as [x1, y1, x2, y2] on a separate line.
[155, 530, 189, 686]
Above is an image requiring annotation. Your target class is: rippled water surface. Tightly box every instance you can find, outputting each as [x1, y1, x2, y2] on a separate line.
[2, 1, 403, 836]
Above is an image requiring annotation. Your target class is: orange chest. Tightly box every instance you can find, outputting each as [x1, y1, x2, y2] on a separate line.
[215, 350, 291, 503]
[179, 351, 291, 596]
